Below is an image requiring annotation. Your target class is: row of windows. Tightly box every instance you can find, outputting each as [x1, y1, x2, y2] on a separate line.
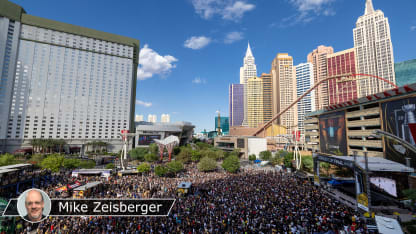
[21, 25, 134, 58]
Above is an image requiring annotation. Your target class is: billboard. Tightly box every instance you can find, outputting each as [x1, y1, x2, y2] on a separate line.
[370, 177, 397, 197]
[381, 97, 416, 165]
[138, 135, 161, 145]
[319, 111, 347, 155]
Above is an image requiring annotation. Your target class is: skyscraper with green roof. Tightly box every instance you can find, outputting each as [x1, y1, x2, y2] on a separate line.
[395, 59, 416, 86]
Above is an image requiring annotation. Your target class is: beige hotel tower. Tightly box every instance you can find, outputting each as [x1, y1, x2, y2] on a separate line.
[307, 46, 334, 110]
[247, 77, 263, 128]
[271, 53, 298, 130]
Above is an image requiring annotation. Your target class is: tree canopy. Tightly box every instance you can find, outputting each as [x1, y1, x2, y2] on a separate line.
[197, 157, 217, 172]
[259, 151, 272, 161]
[137, 162, 151, 173]
[222, 155, 240, 173]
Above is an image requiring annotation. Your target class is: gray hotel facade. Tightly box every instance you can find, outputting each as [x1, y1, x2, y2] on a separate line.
[0, 0, 139, 153]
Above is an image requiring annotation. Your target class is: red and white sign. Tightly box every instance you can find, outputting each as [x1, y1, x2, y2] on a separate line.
[121, 129, 129, 141]
[409, 123, 416, 141]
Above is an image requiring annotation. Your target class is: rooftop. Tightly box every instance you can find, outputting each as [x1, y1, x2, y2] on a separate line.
[0, 0, 140, 60]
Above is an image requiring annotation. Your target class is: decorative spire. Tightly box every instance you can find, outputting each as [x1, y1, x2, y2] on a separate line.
[245, 42, 253, 57]
[365, 0, 374, 15]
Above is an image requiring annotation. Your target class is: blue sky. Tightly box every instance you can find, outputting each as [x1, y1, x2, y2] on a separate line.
[12, 0, 416, 132]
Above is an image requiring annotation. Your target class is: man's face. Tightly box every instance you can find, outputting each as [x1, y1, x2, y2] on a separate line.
[25, 190, 44, 221]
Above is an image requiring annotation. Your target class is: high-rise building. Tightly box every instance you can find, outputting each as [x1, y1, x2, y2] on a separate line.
[395, 59, 416, 86]
[229, 84, 244, 126]
[353, 0, 396, 97]
[214, 117, 229, 135]
[135, 115, 144, 122]
[247, 77, 263, 128]
[161, 114, 170, 123]
[307, 45, 334, 110]
[147, 114, 157, 123]
[240, 42, 257, 126]
[260, 73, 273, 123]
[295, 63, 315, 137]
[327, 48, 359, 105]
[0, 0, 139, 152]
[270, 53, 298, 130]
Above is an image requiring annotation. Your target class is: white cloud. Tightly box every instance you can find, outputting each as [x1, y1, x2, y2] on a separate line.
[137, 44, 178, 80]
[290, 0, 334, 12]
[411, 26, 416, 31]
[224, 31, 244, 44]
[192, 77, 207, 84]
[136, 99, 152, 107]
[284, 0, 336, 25]
[222, 1, 255, 21]
[184, 36, 212, 50]
[191, 0, 255, 22]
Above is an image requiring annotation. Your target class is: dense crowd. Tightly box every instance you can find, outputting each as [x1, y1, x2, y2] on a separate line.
[13, 165, 369, 233]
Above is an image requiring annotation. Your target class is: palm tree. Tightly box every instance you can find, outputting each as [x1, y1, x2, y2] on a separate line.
[102, 141, 108, 152]
[46, 139, 55, 153]
[39, 139, 47, 154]
[93, 141, 98, 153]
[30, 139, 39, 153]
[56, 139, 66, 153]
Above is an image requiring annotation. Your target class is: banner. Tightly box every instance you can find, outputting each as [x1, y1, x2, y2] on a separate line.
[319, 111, 347, 155]
[2, 199, 175, 217]
[355, 167, 369, 212]
[357, 193, 369, 212]
[381, 97, 416, 165]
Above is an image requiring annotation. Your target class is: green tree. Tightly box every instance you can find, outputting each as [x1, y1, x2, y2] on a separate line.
[173, 146, 181, 155]
[201, 148, 224, 161]
[55, 139, 66, 153]
[148, 143, 159, 155]
[196, 142, 212, 150]
[229, 149, 240, 158]
[40, 154, 65, 172]
[270, 156, 282, 166]
[403, 189, 416, 208]
[191, 150, 202, 162]
[29, 154, 45, 166]
[320, 162, 331, 176]
[30, 139, 40, 153]
[283, 152, 293, 168]
[177, 147, 192, 163]
[62, 158, 80, 169]
[78, 160, 96, 169]
[154, 165, 168, 177]
[166, 160, 184, 174]
[144, 153, 158, 162]
[0, 153, 18, 166]
[105, 163, 115, 169]
[259, 151, 272, 161]
[222, 155, 240, 173]
[137, 162, 151, 174]
[129, 147, 148, 161]
[301, 156, 313, 172]
[197, 157, 217, 172]
[248, 154, 257, 161]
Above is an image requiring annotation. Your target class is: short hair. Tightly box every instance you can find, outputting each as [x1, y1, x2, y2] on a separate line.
[25, 189, 44, 203]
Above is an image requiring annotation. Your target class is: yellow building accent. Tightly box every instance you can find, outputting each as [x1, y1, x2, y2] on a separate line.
[265, 124, 287, 136]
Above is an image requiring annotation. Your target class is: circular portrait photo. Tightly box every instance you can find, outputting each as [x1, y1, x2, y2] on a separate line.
[17, 188, 51, 223]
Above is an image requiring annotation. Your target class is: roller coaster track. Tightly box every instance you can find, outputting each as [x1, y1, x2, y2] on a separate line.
[253, 73, 398, 137]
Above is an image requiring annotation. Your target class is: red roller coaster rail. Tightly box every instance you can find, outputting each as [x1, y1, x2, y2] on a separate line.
[252, 73, 398, 137]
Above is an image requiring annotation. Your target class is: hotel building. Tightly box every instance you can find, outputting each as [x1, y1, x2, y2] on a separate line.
[327, 48, 358, 105]
[353, 0, 396, 97]
[0, 0, 139, 152]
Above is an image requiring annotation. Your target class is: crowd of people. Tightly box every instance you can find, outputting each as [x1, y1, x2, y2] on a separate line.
[10, 164, 369, 233]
